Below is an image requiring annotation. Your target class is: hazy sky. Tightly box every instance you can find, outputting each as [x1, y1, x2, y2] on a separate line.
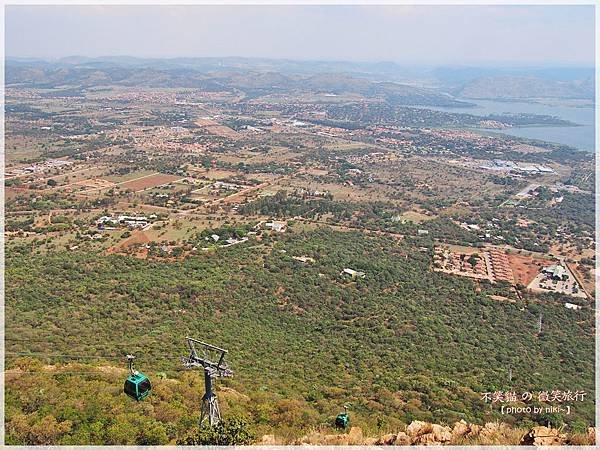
[6, 5, 595, 65]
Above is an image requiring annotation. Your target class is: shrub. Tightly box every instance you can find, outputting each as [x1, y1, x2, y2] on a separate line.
[178, 417, 255, 445]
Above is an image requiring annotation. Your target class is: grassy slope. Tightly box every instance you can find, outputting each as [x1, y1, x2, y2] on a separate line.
[5, 228, 595, 444]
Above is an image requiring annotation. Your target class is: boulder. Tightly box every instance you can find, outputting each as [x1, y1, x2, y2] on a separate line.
[412, 432, 440, 445]
[376, 433, 397, 445]
[479, 422, 501, 438]
[452, 419, 470, 437]
[466, 424, 482, 437]
[520, 426, 566, 446]
[431, 424, 452, 442]
[410, 426, 452, 446]
[322, 434, 349, 445]
[406, 420, 433, 437]
[395, 431, 412, 445]
[364, 437, 379, 445]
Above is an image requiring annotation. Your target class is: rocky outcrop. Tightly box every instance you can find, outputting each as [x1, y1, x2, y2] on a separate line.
[520, 426, 567, 446]
[406, 420, 432, 438]
[406, 422, 452, 445]
[451, 419, 470, 438]
[291, 420, 594, 446]
[376, 433, 397, 445]
[394, 431, 411, 445]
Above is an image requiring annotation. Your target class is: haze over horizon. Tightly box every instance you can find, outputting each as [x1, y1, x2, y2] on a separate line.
[6, 5, 595, 67]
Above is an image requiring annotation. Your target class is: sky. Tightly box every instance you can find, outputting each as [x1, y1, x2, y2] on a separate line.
[5, 4, 596, 66]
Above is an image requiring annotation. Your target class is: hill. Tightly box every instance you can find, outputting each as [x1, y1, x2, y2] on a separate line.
[5, 61, 470, 107]
[457, 76, 594, 100]
[5, 228, 595, 444]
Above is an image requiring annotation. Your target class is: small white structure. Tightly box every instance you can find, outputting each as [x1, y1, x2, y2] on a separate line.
[564, 303, 582, 310]
[265, 221, 286, 233]
[214, 181, 242, 190]
[293, 256, 315, 264]
[341, 268, 366, 279]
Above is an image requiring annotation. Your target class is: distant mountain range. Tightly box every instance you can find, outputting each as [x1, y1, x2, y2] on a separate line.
[5, 60, 472, 107]
[456, 75, 594, 100]
[6, 56, 594, 102]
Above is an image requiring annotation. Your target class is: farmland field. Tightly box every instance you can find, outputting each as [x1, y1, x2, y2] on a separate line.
[119, 173, 183, 191]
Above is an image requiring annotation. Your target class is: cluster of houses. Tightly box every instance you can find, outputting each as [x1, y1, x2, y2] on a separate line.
[433, 247, 491, 281]
[199, 220, 288, 251]
[528, 262, 587, 299]
[204, 234, 250, 247]
[97, 214, 156, 229]
[479, 160, 555, 175]
[295, 188, 330, 198]
[487, 248, 514, 283]
[213, 181, 244, 191]
[6, 159, 73, 178]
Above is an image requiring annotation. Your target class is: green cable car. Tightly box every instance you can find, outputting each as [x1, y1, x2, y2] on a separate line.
[124, 355, 151, 401]
[335, 405, 350, 429]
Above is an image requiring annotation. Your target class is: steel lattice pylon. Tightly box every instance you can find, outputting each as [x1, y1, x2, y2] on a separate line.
[181, 337, 233, 427]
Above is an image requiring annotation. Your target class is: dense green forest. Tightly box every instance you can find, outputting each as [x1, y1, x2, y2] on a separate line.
[5, 229, 595, 444]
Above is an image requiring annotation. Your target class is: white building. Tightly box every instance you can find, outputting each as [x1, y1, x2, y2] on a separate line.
[341, 268, 366, 279]
[265, 221, 286, 233]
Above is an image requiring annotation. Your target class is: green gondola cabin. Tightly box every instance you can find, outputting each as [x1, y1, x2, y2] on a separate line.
[335, 411, 350, 429]
[124, 372, 151, 401]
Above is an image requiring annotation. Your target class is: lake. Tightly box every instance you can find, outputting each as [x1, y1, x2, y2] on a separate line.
[431, 99, 595, 153]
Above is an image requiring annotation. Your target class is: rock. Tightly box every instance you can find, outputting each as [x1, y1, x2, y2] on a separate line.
[412, 432, 439, 445]
[431, 424, 452, 442]
[520, 426, 566, 446]
[364, 437, 379, 445]
[376, 433, 397, 445]
[261, 434, 277, 445]
[406, 420, 433, 437]
[480, 422, 502, 438]
[395, 431, 412, 445]
[452, 419, 470, 437]
[467, 424, 482, 437]
[410, 425, 452, 446]
[322, 434, 349, 445]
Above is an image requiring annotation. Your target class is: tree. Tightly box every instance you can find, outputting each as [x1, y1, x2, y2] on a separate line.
[137, 422, 169, 445]
[178, 417, 255, 445]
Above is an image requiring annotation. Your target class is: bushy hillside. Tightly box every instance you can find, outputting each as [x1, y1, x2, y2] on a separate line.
[5, 229, 595, 444]
[5, 62, 470, 106]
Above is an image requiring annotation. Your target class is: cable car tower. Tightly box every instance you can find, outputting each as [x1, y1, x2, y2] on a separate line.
[181, 337, 233, 427]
